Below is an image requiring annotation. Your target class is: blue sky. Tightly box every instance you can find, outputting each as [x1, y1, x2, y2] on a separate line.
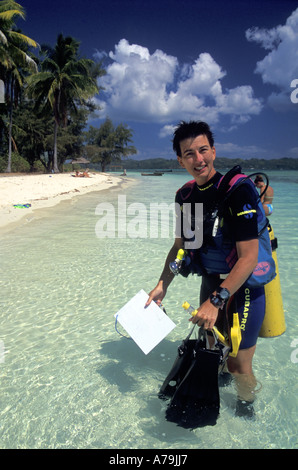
[20, 0, 298, 160]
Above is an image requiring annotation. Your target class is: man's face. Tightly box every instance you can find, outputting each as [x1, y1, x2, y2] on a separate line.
[177, 134, 216, 185]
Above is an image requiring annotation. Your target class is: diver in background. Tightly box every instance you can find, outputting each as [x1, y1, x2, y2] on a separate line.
[254, 174, 274, 216]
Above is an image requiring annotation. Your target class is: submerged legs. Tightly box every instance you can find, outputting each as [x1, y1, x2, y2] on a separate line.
[227, 345, 259, 417]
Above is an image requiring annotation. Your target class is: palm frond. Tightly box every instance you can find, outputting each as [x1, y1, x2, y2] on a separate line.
[8, 30, 39, 49]
[6, 41, 38, 71]
[0, 29, 8, 45]
[41, 57, 60, 74]
[0, 9, 25, 21]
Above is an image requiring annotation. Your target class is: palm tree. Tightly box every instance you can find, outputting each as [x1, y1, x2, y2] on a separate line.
[0, 0, 38, 172]
[26, 34, 100, 173]
[0, 1, 38, 69]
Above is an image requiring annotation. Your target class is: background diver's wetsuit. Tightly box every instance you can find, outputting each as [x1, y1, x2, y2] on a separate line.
[175, 172, 265, 349]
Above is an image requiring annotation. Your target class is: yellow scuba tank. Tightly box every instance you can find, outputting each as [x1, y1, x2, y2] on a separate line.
[259, 224, 286, 337]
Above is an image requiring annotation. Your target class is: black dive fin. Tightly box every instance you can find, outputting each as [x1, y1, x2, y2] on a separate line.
[158, 326, 196, 400]
[158, 339, 197, 400]
[164, 331, 221, 428]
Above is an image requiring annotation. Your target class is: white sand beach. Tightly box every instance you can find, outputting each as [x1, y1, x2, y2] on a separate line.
[0, 171, 125, 230]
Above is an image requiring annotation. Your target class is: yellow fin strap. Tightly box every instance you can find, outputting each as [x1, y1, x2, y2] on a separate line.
[212, 327, 230, 348]
[229, 313, 242, 358]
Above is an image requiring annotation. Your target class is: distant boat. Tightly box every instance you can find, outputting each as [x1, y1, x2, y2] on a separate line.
[141, 172, 163, 176]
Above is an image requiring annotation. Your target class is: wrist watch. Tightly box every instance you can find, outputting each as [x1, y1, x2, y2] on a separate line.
[209, 287, 231, 309]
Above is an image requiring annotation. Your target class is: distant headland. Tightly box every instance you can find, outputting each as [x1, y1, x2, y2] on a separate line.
[114, 157, 298, 171]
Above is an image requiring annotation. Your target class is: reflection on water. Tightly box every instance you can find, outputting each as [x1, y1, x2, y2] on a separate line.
[0, 171, 297, 449]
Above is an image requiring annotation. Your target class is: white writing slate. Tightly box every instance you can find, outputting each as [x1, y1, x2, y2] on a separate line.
[114, 289, 176, 354]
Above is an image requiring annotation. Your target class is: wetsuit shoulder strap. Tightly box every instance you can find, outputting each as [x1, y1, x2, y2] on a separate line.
[216, 165, 243, 196]
[176, 179, 196, 202]
[213, 165, 244, 214]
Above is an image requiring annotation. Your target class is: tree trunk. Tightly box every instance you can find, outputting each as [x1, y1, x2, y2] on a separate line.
[6, 78, 13, 173]
[53, 119, 60, 173]
[6, 104, 12, 172]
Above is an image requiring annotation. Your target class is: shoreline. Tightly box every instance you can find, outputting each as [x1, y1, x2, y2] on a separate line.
[0, 171, 133, 233]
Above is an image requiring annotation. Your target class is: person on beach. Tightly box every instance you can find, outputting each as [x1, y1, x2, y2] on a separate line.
[146, 121, 268, 418]
[254, 174, 274, 216]
[74, 169, 90, 177]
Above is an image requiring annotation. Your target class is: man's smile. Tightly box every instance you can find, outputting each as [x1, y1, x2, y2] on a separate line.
[194, 164, 207, 173]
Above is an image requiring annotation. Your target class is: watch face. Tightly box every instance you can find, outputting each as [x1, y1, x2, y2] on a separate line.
[210, 294, 223, 308]
[217, 288, 230, 301]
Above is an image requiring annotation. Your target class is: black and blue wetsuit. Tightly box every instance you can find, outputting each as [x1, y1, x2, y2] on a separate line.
[175, 172, 266, 349]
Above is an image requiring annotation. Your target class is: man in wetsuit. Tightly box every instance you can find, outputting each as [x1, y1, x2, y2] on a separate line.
[146, 121, 266, 417]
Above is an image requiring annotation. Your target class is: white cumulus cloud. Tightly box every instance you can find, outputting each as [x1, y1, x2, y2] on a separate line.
[95, 39, 262, 131]
[246, 7, 298, 111]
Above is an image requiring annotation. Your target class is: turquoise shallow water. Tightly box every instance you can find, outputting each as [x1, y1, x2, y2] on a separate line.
[0, 170, 297, 449]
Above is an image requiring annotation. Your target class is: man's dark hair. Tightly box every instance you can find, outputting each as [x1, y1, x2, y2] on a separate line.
[172, 121, 215, 156]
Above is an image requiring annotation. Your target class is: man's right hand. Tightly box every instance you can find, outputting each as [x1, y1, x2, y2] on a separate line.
[144, 240, 182, 308]
[145, 281, 166, 307]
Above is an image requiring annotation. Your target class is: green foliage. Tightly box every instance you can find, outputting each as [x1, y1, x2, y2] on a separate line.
[25, 33, 103, 172]
[0, 0, 38, 73]
[0, 1, 39, 172]
[0, 6, 135, 174]
[0, 151, 29, 172]
[85, 118, 137, 172]
[32, 159, 45, 172]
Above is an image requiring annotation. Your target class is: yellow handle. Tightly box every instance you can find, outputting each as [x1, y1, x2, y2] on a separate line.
[182, 301, 198, 316]
[182, 300, 241, 356]
[182, 301, 190, 309]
